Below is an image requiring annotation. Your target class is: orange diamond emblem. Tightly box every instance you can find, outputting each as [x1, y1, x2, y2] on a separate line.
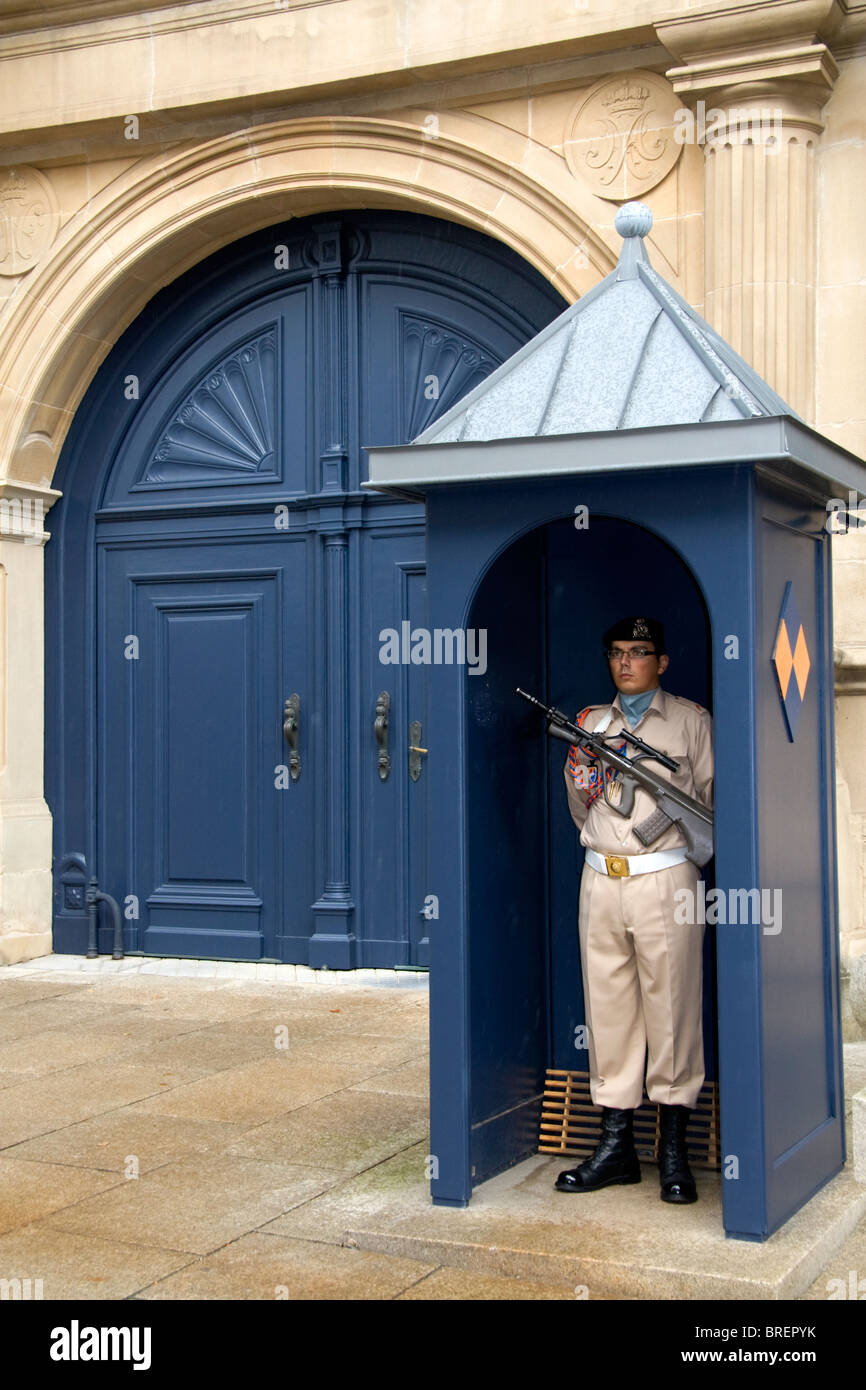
[773, 584, 809, 740]
[772, 619, 793, 700]
[792, 624, 811, 699]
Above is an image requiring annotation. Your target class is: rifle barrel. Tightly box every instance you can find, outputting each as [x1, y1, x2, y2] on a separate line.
[617, 729, 679, 773]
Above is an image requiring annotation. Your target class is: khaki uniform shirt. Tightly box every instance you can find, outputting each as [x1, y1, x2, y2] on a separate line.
[563, 685, 714, 856]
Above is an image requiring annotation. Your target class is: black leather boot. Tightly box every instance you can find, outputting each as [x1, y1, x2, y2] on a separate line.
[555, 1107, 641, 1192]
[658, 1103, 697, 1204]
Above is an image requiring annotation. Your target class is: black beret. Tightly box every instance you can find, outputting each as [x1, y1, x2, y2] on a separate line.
[603, 616, 666, 654]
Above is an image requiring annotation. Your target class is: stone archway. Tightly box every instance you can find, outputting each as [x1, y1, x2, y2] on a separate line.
[0, 114, 620, 961]
[0, 115, 620, 489]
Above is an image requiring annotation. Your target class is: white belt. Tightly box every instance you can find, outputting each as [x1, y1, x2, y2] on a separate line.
[585, 847, 689, 878]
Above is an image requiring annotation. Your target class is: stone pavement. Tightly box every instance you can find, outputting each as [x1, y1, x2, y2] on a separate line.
[0, 956, 864, 1302]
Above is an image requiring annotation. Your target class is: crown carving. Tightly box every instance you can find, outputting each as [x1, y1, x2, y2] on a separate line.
[603, 81, 650, 115]
[0, 172, 26, 207]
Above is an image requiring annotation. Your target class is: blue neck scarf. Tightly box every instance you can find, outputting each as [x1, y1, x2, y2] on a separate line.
[619, 688, 657, 728]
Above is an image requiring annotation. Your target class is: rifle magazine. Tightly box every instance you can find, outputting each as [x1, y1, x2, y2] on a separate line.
[634, 804, 675, 846]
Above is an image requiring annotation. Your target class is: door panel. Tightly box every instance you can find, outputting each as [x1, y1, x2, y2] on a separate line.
[406, 566, 430, 967]
[102, 292, 313, 505]
[358, 527, 428, 966]
[99, 537, 311, 960]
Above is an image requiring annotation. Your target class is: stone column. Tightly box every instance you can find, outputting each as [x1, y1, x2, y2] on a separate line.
[703, 95, 824, 420]
[0, 480, 60, 963]
[658, 6, 839, 421]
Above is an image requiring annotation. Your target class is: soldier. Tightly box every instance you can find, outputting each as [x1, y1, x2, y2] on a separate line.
[555, 616, 714, 1204]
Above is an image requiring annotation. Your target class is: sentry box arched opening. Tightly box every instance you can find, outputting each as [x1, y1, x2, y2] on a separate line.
[364, 204, 866, 1241]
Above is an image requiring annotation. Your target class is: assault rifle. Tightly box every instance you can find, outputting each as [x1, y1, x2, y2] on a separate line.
[516, 687, 714, 868]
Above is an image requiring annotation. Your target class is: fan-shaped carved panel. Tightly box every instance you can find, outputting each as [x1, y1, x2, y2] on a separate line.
[144, 328, 278, 484]
[402, 314, 500, 441]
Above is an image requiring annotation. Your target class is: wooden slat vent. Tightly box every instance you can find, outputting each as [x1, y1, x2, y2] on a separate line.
[539, 1070, 721, 1170]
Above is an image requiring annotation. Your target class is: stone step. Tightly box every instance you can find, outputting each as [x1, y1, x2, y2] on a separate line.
[347, 1155, 866, 1301]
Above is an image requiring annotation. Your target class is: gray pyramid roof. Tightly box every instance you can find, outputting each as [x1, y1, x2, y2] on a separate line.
[411, 203, 799, 447]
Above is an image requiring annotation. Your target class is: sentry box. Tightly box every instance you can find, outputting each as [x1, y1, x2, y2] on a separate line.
[363, 205, 866, 1240]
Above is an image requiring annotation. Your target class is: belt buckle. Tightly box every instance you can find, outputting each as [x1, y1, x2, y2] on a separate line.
[605, 854, 630, 877]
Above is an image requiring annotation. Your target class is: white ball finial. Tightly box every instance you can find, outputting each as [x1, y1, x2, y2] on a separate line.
[615, 202, 653, 239]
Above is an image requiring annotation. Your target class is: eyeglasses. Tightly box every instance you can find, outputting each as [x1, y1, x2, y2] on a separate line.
[605, 648, 658, 661]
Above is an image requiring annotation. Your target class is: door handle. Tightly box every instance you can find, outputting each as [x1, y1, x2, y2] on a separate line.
[409, 720, 427, 781]
[283, 694, 301, 781]
[375, 691, 391, 781]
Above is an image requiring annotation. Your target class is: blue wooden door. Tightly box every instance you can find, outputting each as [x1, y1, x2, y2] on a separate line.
[47, 211, 566, 964]
[98, 538, 310, 961]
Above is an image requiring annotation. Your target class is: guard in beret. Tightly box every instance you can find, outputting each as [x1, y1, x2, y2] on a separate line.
[556, 616, 714, 1204]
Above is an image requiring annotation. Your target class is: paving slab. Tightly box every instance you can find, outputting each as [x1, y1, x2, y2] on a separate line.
[800, 1216, 866, 1300]
[0, 979, 96, 1008]
[50, 1013, 224, 1048]
[0, 1070, 31, 1092]
[0, 1156, 124, 1235]
[118, 1024, 283, 1077]
[135, 1231, 436, 1300]
[0, 1028, 187, 1079]
[260, 1141, 432, 1246]
[124, 1018, 424, 1076]
[6, 1111, 251, 1174]
[0, 1222, 198, 1300]
[279, 1032, 426, 1069]
[348, 1059, 430, 1097]
[0, 1061, 209, 1148]
[231, 996, 428, 1041]
[130, 1056, 381, 1125]
[41, 1154, 345, 1255]
[395, 1265, 587, 1300]
[77, 977, 279, 1021]
[225, 1089, 429, 1171]
[0, 997, 145, 1042]
[185, 1010, 384, 1044]
[233, 982, 428, 1009]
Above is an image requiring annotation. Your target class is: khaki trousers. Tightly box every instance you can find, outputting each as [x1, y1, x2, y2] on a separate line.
[578, 858, 705, 1110]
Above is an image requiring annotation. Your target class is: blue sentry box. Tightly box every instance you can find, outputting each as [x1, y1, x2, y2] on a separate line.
[366, 414, 866, 1241]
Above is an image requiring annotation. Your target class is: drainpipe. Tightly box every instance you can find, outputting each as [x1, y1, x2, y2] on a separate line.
[86, 878, 125, 959]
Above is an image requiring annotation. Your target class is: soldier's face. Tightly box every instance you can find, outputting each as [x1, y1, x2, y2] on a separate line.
[608, 642, 669, 694]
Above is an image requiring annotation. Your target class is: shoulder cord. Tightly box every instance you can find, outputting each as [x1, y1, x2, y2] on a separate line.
[567, 706, 628, 804]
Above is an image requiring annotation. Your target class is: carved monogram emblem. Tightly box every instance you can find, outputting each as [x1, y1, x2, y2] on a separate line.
[0, 166, 60, 275]
[564, 71, 682, 200]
